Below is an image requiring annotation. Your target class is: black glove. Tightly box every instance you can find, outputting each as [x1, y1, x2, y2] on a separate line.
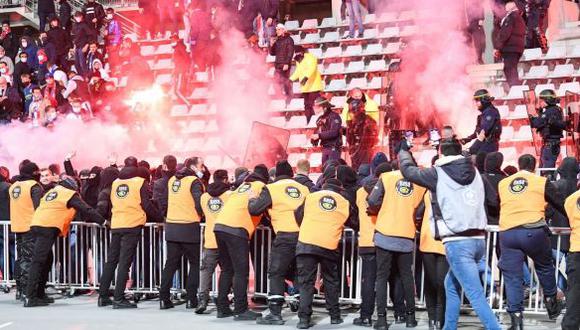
[300, 77, 308, 85]
[459, 138, 468, 145]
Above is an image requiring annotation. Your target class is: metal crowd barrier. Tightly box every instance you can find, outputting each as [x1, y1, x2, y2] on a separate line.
[0, 220, 571, 316]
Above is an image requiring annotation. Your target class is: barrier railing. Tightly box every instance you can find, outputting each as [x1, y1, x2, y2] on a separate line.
[0, 220, 571, 315]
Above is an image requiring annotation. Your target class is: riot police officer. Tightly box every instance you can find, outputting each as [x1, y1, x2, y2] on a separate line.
[524, 0, 550, 52]
[310, 96, 343, 166]
[461, 89, 502, 153]
[529, 89, 568, 169]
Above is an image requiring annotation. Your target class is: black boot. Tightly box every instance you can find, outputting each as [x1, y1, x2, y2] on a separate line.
[113, 299, 137, 309]
[353, 316, 373, 327]
[98, 296, 113, 307]
[38, 294, 55, 304]
[545, 295, 563, 320]
[257, 301, 285, 325]
[373, 315, 389, 330]
[195, 299, 209, 314]
[296, 317, 313, 329]
[15, 289, 22, 301]
[405, 312, 417, 328]
[331, 315, 344, 324]
[160, 299, 174, 310]
[234, 309, 262, 321]
[507, 312, 523, 330]
[217, 307, 234, 318]
[394, 314, 406, 324]
[186, 299, 197, 309]
[23, 297, 49, 307]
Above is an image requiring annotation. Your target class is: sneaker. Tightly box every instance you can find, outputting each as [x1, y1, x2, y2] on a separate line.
[217, 308, 234, 318]
[296, 317, 313, 329]
[374, 316, 389, 330]
[23, 297, 49, 307]
[38, 295, 55, 304]
[234, 310, 262, 321]
[98, 296, 113, 307]
[195, 299, 208, 314]
[112, 299, 137, 309]
[160, 299, 174, 310]
[256, 313, 285, 325]
[353, 316, 372, 327]
[331, 316, 344, 325]
[545, 296, 563, 320]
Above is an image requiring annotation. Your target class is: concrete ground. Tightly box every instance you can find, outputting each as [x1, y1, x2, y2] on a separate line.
[0, 291, 564, 330]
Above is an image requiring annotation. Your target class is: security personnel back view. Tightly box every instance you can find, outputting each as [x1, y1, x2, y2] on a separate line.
[561, 189, 580, 329]
[98, 157, 163, 309]
[294, 178, 356, 329]
[529, 89, 568, 169]
[248, 160, 310, 325]
[367, 169, 427, 329]
[9, 161, 43, 300]
[196, 169, 231, 314]
[24, 176, 105, 307]
[498, 154, 565, 328]
[461, 89, 502, 153]
[213, 164, 269, 320]
[159, 158, 205, 310]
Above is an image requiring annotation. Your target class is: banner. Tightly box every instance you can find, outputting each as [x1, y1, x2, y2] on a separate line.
[243, 121, 290, 169]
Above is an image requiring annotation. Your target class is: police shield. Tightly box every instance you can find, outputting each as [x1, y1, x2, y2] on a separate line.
[562, 91, 580, 158]
[243, 121, 291, 169]
[523, 90, 542, 158]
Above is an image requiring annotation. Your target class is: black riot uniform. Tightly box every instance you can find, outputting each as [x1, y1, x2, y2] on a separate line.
[525, 0, 550, 52]
[312, 97, 343, 166]
[529, 89, 568, 169]
[461, 89, 502, 154]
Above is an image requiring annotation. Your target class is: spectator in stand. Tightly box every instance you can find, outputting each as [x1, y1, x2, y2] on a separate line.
[85, 42, 103, 73]
[37, 0, 56, 32]
[36, 49, 50, 86]
[38, 31, 56, 66]
[64, 70, 91, 101]
[158, 0, 179, 38]
[170, 34, 189, 94]
[0, 62, 12, 85]
[188, 1, 212, 74]
[104, 8, 122, 62]
[17, 36, 39, 72]
[0, 76, 23, 124]
[20, 73, 36, 118]
[0, 46, 14, 76]
[493, 1, 526, 87]
[72, 11, 95, 78]
[289, 46, 323, 124]
[525, 0, 550, 52]
[116, 37, 139, 71]
[83, 0, 106, 31]
[138, 0, 157, 39]
[13, 53, 31, 92]
[42, 73, 66, 107]
[345, 0, 364, 38]
[28, 87, 47, 126]
[58, 0, 73, 30]
[465, 0, 486, 64]
[91, 59, 110, 82]
[270, 24, 294, 104]
[0, 21, 17, 59]
[66, 96, 92, 120]
[47, 18, 71, 69]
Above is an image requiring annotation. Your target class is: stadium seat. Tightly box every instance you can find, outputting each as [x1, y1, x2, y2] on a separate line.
[269, 99, 286, 112]
[548, 64, 575, 79]
[320, 31, 340, 43]
[186, 120, 205, 132]
[323, 46, 342, 59]
[195, 71, 209, 83]
[302, 32, 320, 44]
[156, 43, 173, 55]
[363, 28, 379, 39]
[325, 79, 348, 92]
[344, 45, 363, 57]
[368, 77, 382, 89]
[523, 65, 549, 80]
[348, 78, 367, 89]
[140, 45, 156, 56]
[569, 45, 580, 59]
[291, 34, 301, 44]
[521, 48, 542, 62]
[501, 126, 515, 141]
[325, 62, 345, 75]
[514, 126, 533, 141]
[287, 115, 307, 129]
[154, 58, 174, 70]
[309, 153, 322, 167]
[364, 14, 376, 24]
[384, 42, 402, 55]
[378, 12, 398, 23]
[302, 19, 318, 29]
[344, 61, 365, 74]
[309, 47, 323, 59]
[500, 147, 517, 162]
[544, 45, 566, 60]
[400, 26, 418, 37]
[288, 153, 305, 166]
[189, 104, 208, 115]
[319, 17, 337, 29]
[170, 104, 189, 117]
[155, 73, 172, 85]
[287, 98, 304, 111]
[307, 115, 320, 128]
[534, 83, 555, 96]
[381, 27, 400, 38]
[502, 85, 530, 100]
[190, 87, 209, 99]
[510, 105, 529, 119]
[497, 105, 509, 118]
[557, 82, 580, 97]
[266, 54, 275, 63]
[292, 82, 301, 94]
[269, 116, 286, 128]
[289, 134, 309, 148]
[331, 95, 347, 107]
[363, 43, 383, 56]
[285, 20, 299, 30]
[365, 59, 388, 72]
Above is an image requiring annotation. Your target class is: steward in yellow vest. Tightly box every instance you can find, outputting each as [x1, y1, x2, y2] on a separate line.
[294, 179, 356, 328]
[367, 169, 426, 327]
[562, 190, 580, 329]
[353, 162, 392, 326]
[9, 161, 43, 300]
[159, 158, 205, 310]
[248, 161, 309, 325]
[497, 154, 565, 326]
[24, 176, 104, 307]
[196, 169, 231, 314]
[98, 159, 163, 309]
[213, 164, 269, 319]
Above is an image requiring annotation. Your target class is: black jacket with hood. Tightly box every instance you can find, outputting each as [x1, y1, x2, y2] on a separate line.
[336, 165, 359, 231]
[0, 175, 10, 221]
[548, 157, 578, 251]
[96, 166, 119, 221]
[294, 173, 315, 192]
[81, 166, 101, 209]
[164, 167, 204, 243]
[58, 179, 105, 225]
[152, 169, 175, 217]
[481, 152, 507, 225]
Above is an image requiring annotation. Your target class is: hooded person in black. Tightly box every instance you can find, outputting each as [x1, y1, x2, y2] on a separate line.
[152, 155, 177, 216]
[481, 152, 506, 226]
[96, 166, 119, 221]
[314, 160, 339, 191]
[80, 166, 101, 208]
[232, 166, 249, 190]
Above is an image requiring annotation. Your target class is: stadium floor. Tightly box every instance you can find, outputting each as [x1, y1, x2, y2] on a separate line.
[0, 291, 563, 329]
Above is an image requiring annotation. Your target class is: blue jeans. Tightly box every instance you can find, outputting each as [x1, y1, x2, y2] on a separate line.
[552, 249, 568, 291]
[346, 0, 364, 37]
[499, 227, 557, 313]
[444, 239, 501, 330]
[74, 47, 88, 77]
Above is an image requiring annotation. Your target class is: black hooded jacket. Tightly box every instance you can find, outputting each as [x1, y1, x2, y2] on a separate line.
[96, 166, 119, 221]
[548, 157, 578, 251]
[152, 169, 175, 217]
[0, 176, 10, 221]
[164, 167, 204, 243]
[81, 166, 101, 208]
[58, 180, 105, 225]
[481, 152, 507, 225]
[294, 173, 315, 192]
[336, 165, 359, 231]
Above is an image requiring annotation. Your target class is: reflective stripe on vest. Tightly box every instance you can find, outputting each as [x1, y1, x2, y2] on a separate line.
[375, 171, 426, 239]
[111, 177, 147, 229]
[298, 190, 349, 250]
[201, 191, 231, 249]
[267, 179, 309, 233]
[9, 180, 38, 233]
[167, 175, 201, 224]
[31, 185, 77, 237]
[499, 171, 546, 231]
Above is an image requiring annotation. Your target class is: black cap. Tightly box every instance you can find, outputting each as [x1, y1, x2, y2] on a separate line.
[213, 169, 228, 182]
[124, 156, 138, 167]
[20, 161, 39, 176]
[440, 138, 462, 156]
[275, 160, 294, 178]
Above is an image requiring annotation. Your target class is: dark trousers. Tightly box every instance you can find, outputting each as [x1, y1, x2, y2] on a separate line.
[422, 252, 448, 324]
[297, 254, 340, 319]
[389, 268, 406, 317]
[563, 252, 580, 329]
[303, 92, 319, 124]
[360, 252, 377, 318]
[74, 48, 87, 77]
[502, 52, 522, 87]
[15, 231, 35, 292]
[99, 231, 141, 301]
[250, 229, 270, 295]
[268, 233, 299, 301]
[199, 248, 219, 301]
[38, 11, 54, 32]
[275, 64, 293, 102]
[215, 231, 250, 314]
[322, 148, 341, 166]
[25, 227, 58, 299]
[498, 227, 557, 312]
[159, 241, 200, 302]
[540, 142, 560, 169]
[375, 247, 416, 316]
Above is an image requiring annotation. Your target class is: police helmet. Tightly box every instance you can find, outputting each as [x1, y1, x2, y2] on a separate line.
[539, 89, 559, 105]
[473, 89, 494, 103]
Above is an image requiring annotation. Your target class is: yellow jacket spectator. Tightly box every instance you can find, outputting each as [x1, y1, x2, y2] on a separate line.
[341, 88, 379, 123]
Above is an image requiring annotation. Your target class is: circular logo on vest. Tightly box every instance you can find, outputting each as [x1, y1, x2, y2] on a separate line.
[285, 186, 302, 199]
[45, 191, 58, 202]
[395, 179, 413, 197]
[171, 179, 181, 193]
[319, 196, 337, 212]
[11, 186, 21, 199]
[237, 183, 251, 194]
[208, 197, 223, 213]
[116, 184, 130, 198]
[509, 177, 528, 194]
